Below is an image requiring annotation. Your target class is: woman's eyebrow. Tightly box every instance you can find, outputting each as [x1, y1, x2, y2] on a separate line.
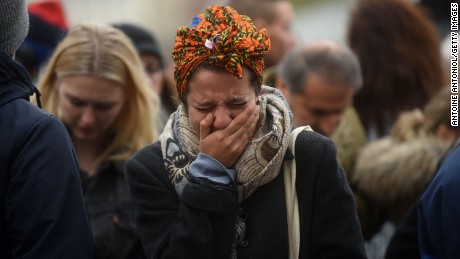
[65, 93, 85, 103]
[230, 95, 247, 101]
[193, 99, 214, 106]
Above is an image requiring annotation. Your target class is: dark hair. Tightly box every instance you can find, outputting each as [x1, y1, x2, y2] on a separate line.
[112, 23, 163, 67]
[113, 22, 178, 114]
[348, 0, 444, 137]
[278, 41, 362, 94]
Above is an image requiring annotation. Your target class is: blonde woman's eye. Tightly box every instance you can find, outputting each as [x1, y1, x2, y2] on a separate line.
[70, 99, 85, 107]
[95, 103, 114, 111]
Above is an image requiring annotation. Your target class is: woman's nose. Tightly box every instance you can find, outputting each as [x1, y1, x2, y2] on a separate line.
[80, 107, 96, 125]
[212, 107, 232, 130]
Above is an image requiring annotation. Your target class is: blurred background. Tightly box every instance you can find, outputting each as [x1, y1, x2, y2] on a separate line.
[23, 0, 364, 67]
[23, 0, 451, 69]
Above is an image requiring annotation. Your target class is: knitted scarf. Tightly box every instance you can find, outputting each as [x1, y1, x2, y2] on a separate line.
[159, 85, 292, 199]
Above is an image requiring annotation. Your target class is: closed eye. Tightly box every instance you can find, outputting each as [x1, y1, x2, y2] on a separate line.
[69, 97, 85, 107]
[230, 103, 246, 109]
[195, 106, 213, 113]
[94, 103, 115, 111]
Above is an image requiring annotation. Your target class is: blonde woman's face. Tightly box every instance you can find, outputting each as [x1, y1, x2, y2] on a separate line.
[56, 75, 125, 142]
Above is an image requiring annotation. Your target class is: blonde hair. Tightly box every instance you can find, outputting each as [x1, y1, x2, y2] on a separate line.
[38, 22, 158, 162]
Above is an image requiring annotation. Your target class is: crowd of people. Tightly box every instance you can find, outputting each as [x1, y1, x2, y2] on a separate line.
[0, 0, 456, 258]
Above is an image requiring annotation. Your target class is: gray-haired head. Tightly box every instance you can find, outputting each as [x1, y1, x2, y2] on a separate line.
[0, 0, 29, 56]
[278, 40, 362, 94]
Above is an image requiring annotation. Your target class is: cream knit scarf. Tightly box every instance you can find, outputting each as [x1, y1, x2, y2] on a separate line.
[159, 85, 292, 199]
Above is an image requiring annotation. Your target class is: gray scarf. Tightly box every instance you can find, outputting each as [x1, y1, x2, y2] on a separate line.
[159, 85, 292, 199]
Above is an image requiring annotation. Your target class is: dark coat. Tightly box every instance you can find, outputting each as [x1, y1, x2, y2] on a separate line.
[0, 50, 92, 258]
[126, 130, 366, 258]
[385, 139, 460, 259]
[418, 141, 460, 259]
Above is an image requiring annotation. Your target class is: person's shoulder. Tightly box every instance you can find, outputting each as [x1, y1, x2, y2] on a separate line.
[1, 99, 69, 148]
[127, 141, 162, 166]
[434, 145, 460, 184]
[421, 144, 460, 205]
[125, 141, 167, 183]
[295, 129, 336, 153]
[5, 98, 59, 126]
[21, 101, 69, 138]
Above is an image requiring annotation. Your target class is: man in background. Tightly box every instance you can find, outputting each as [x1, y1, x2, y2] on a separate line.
[277, 39, 366, 174]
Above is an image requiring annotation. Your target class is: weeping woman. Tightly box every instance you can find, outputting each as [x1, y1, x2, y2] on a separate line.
[126, 5, 366, 259]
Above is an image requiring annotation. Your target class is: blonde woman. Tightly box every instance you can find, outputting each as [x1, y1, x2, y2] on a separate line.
[38, 22, 157, 259]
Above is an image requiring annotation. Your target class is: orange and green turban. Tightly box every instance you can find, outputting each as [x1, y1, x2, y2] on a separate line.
[172, 5, 271, 99]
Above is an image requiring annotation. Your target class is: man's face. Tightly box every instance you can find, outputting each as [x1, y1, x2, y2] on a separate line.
[285, 74, 354, 136]
[263, 1, 296, 68]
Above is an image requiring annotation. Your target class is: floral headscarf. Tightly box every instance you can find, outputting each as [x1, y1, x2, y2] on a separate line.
[172, 5, 271, 99]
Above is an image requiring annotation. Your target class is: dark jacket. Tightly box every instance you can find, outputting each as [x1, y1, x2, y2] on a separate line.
[384, 139, 460, 259]
[126, 130, 366, 258]
[0, 50, 92, 258]
[81, 160, 146, 259]
[418, 142, 460, 259]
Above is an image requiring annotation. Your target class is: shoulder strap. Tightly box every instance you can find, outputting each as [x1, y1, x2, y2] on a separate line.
[284, 125, 313, 259]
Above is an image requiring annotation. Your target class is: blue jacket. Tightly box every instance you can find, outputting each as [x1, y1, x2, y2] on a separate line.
[418, 142, 460, 259]
[0, 50, 92, 258]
